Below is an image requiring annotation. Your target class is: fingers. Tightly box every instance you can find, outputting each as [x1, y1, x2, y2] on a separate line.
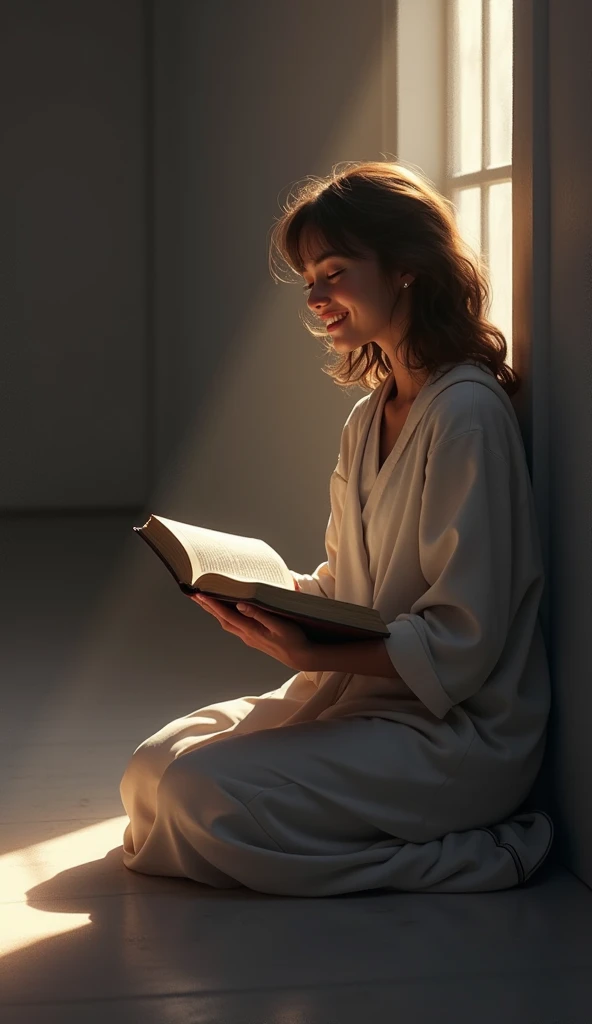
[192, 595, 246, 629]
[193, 595, 222, 616]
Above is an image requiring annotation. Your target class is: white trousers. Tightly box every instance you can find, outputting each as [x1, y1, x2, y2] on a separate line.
[119, 678, 553, 897]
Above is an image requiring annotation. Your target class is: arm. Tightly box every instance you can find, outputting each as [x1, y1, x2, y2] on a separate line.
[383, 430, 514, 719]
[302, 637, 411, 685]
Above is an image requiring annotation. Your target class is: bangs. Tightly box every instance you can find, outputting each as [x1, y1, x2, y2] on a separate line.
[283, 195, 368, 276]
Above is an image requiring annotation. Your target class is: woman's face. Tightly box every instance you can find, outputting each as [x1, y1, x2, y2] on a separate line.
[300, 234, 411, 353]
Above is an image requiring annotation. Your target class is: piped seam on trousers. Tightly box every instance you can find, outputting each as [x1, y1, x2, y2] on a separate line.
[475, 826, 524, 884]
[474, 809, 554, 885]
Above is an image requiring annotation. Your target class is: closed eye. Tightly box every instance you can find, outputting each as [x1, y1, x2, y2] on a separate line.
[302, 270, 343, 292]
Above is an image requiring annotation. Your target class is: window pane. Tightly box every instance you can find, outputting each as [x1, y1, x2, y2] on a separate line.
[454, 186, 482, 255]
[487, 181, 513, 358]
[488, 0, 513, 167]
[451, 0, 483, 175]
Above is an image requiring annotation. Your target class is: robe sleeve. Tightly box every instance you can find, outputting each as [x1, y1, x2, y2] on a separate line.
[384, 428, 513, 720]
[289, 463, 347, 601]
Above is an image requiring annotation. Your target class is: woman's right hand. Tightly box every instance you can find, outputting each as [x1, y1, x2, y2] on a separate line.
[290, 571, 301, 592]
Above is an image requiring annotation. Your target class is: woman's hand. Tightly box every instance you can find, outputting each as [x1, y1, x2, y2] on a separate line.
[190, 594, 311, 671]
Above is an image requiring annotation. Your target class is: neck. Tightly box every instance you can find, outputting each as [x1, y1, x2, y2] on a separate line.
[389, 368, 430, 405]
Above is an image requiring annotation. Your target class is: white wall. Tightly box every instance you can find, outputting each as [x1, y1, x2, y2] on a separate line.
[0, 0, 148, 510]
[395, 0, 446, 193]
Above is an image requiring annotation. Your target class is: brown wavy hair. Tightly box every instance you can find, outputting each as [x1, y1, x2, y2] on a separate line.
[268, 160, 520, 397]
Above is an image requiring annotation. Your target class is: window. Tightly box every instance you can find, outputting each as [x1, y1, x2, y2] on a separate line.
[447, 0, 513, 361]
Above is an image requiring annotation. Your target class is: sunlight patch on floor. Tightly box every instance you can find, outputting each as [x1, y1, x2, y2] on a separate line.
[0, 903, 89, 957]
[0, 815, 128, 956]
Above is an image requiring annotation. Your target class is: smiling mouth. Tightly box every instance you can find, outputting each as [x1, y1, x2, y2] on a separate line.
[326, 312, 349, 329]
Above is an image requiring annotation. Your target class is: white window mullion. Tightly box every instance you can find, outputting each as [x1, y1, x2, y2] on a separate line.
[483, 0, 491, 172]
[448, 166, 512, 191]
[481, 182, 490, 270]
[481, 0, 490, 278]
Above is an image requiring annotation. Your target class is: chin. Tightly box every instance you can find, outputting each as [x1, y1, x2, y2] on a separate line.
[331, 332, 360, 345]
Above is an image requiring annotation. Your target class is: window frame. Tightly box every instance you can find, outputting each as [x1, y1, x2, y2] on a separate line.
[445, 0, 513, 344]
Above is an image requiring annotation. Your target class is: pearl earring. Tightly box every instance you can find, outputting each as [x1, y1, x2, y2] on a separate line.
[403, 281, 409, 288]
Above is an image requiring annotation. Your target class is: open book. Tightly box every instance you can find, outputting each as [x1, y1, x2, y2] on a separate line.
[133, 514, 390, 644]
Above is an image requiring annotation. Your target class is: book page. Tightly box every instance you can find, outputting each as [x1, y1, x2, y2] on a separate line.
[153, 516, 294, 589]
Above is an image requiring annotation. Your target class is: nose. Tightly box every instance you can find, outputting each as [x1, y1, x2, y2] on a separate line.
[306, 286, 330, 312]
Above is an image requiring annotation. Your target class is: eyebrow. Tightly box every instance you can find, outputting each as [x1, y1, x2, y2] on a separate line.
[303, 249, 343, 271]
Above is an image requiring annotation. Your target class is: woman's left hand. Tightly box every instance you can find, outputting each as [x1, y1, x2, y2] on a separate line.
[190, 594, 312, 671]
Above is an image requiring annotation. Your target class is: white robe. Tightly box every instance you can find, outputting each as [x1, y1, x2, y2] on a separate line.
[120, 360, 553, 895]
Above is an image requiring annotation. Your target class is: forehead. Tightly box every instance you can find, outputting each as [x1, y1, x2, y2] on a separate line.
[298, 226, 347, 271]
[298, 224, 369, 272]
[302, 248, 343, 270]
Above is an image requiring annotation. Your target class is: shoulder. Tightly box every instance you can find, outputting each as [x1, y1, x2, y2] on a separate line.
[333, 389, 375, 477]
[423, 380, 519, 464]
[330, 386, 376, 442]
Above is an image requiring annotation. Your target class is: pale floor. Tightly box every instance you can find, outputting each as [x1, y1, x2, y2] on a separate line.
[1, 512, 591, 1023]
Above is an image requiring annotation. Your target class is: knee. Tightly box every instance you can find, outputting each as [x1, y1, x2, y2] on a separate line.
[120, 732, 174, 801]
[156, 744, 218, 793]
[153, 747, 221, 822]
[155, 740, 243, 810]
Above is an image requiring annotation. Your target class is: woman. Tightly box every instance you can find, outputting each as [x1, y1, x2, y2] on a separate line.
[120, 161, 553, 896]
